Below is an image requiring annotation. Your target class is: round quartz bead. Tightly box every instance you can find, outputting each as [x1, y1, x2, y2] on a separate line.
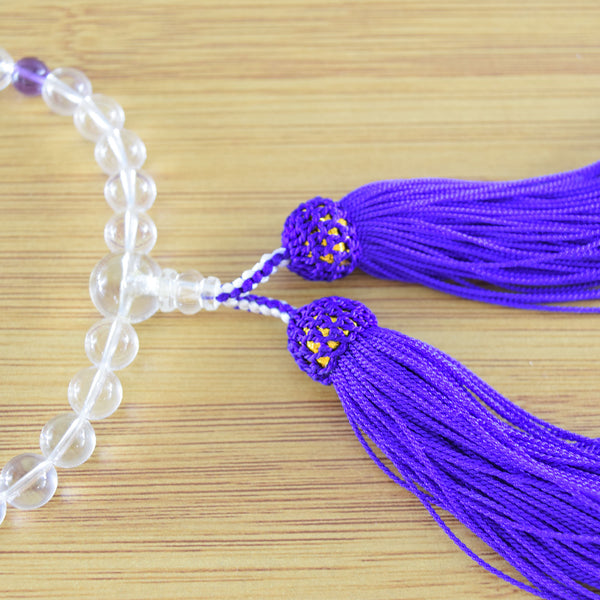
[104, 211, 157, 254]
[95, 129, 146, 175]
[0, 48, 14, 92]
[42, 67, 92, 116]
[90, 252, 161, 324]
[74, 94, 125, 142]
[158, 268, 178, 312]
[175, 270, 204, 315]
[0, 453, 58, 510]
[104, 169, 157, 213]
[12, 57, 48, 96]
[85, 317, 139, 370]
[69, 366, 123, 420]
[40, 413, 96, 469]
[0, 498, 5, 525]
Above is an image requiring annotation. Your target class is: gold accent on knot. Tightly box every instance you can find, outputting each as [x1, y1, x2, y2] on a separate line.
[305, 338, 332, 368]
[307, 340, 320, 353]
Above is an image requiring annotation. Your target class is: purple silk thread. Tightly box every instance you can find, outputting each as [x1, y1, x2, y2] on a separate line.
[287, 297, 600, 599]
[336, 328, 600, 599]
[229, 293, 295, 316]
[216, 251, 289, 304]
[282, 162, 600, 311]
[339, 162, 600, 311]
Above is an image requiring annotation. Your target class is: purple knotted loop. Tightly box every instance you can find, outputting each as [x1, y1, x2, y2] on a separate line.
[287, 296, 377, 385]
[281, 197, 360, 281]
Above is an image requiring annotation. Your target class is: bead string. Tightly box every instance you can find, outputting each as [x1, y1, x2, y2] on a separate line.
[0, 50, 294, 523]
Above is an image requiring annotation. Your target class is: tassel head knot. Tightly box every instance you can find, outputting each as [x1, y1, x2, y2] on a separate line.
[282, 197, 360, 281]
[287, 296, 377, 385]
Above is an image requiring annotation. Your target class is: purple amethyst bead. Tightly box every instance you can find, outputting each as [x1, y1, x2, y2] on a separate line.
[12, 57, 49, 96]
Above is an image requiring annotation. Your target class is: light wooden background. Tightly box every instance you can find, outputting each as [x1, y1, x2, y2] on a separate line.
[0, 2, 599, 599]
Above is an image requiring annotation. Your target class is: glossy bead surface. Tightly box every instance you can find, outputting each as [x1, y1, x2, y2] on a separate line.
[89, 252, 161, 323]
[40, 413, 96, 468]
[158, 268, 178, 312]
[104, 211, 157, 254]
[42, 67, 92, 116]
[85, 317, 139, 370]
[68, 366, 123, 420]
[95, 129, 146, 175]
[0, 48, 14, 91]
[0, 454, 58, 510]
[104, 169, 157, 213]
[74, 94, 125, 141]
[175, 270, 204, 315]
[0, 498, 5, 525]
[12, 57, 48, 96]
[201, 276, 222, 311]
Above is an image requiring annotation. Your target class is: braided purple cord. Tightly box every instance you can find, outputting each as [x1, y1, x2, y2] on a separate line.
[232, 294, 295, 316]
[287, 296, 600, 598]
[216, 250, 289, 304]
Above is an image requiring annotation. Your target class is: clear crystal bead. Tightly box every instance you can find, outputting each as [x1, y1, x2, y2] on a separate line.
[175, 270, 204, 315]
[42, 67, 92, 116]
[200, 276, 222, 311]
[104, 169, 157, 213]
[95, 129, 146, 175]
[0, 454, 58, 510]
[40, 413, 96, 469]
[104, 211, 157, 254]
[73, 94, 125, 141]
[0, 48, 14, 91]
[89, 252, 161, 324]
[158, 268, 178, 312]
[85, 317, 139, 370]
[68, 366, 123, 420]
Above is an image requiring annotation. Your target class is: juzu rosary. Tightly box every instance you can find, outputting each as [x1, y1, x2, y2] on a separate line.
[0, 50, 598, 600]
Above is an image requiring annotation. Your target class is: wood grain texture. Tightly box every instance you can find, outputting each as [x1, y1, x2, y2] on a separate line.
[0, 1, 599, 598]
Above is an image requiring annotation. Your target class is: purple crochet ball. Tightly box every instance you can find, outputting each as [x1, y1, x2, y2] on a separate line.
[287, 296, 378, 385]
[282, 197, 361, 282]
[12, 57, 49, 96]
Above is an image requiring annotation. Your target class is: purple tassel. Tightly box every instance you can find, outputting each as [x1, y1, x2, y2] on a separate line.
[287, 296, 600, 599]
[282, 161, 600, 311]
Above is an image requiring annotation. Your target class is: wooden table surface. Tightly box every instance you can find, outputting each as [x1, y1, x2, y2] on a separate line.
[1, 2, 599, 599]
